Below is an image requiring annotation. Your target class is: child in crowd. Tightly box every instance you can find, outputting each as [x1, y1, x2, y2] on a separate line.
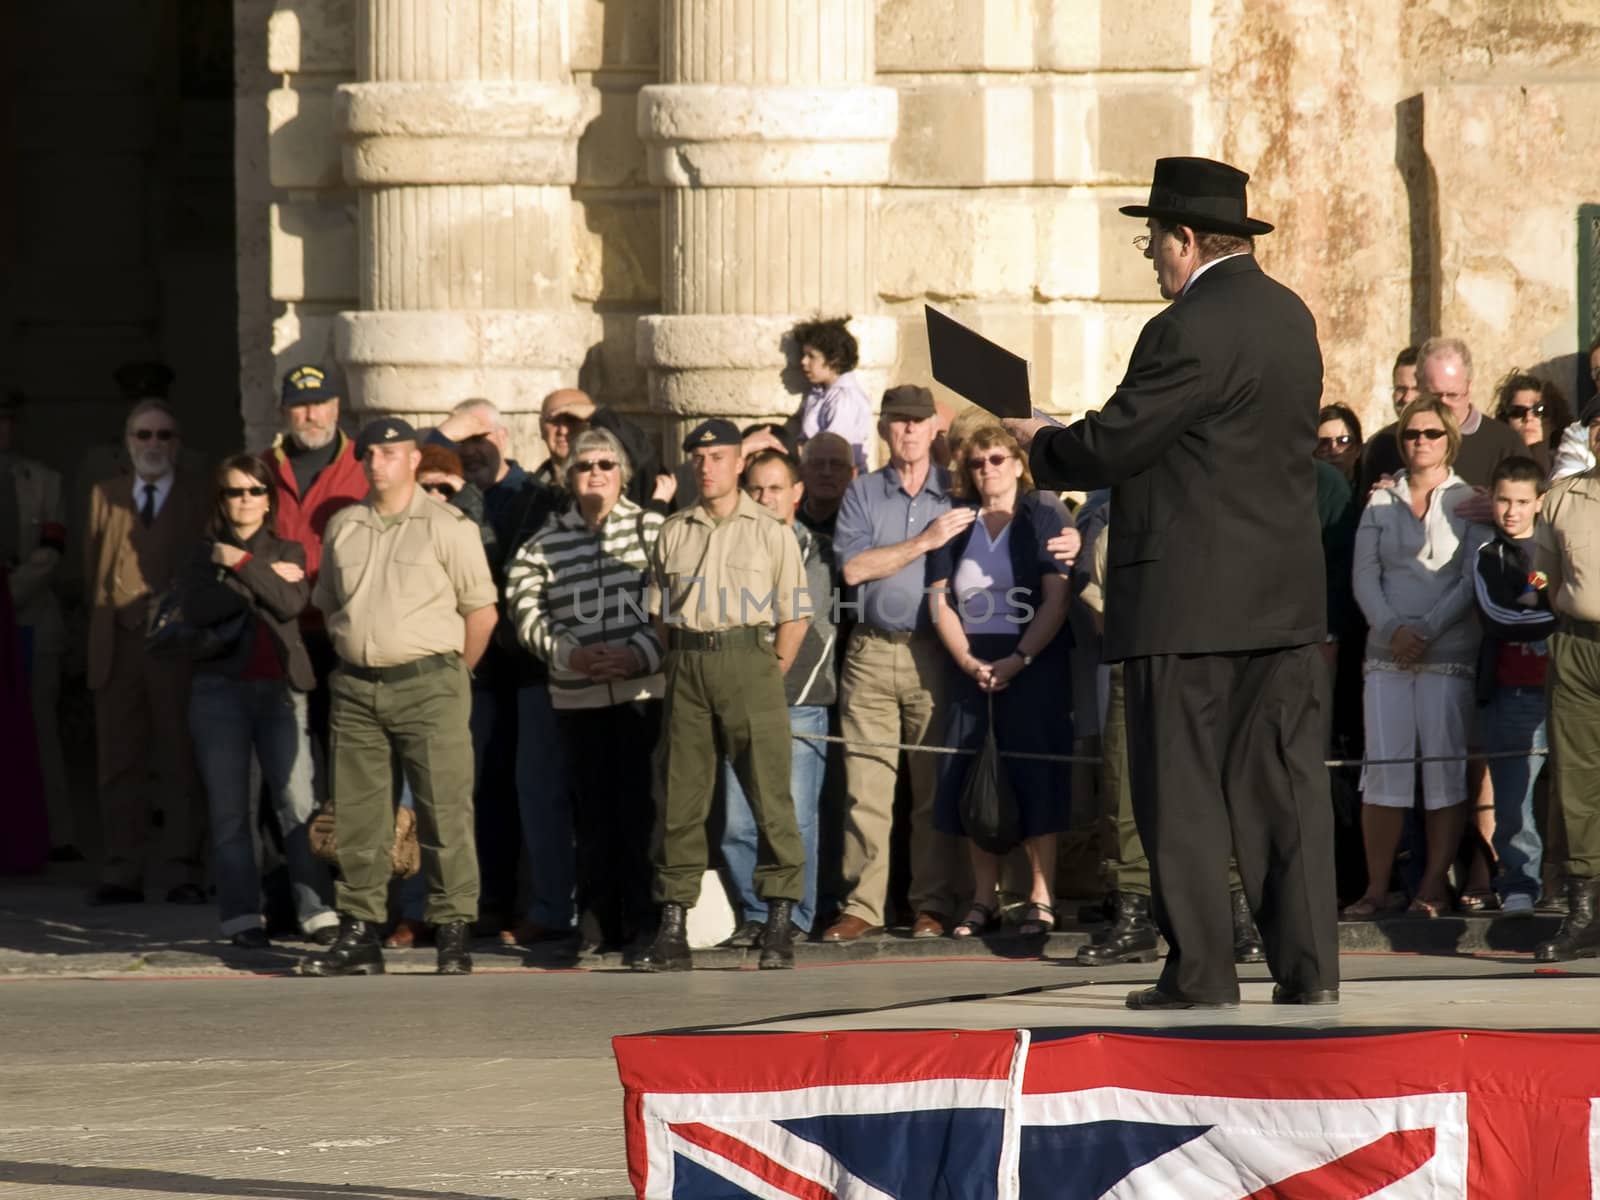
[789, 316, 871, 473]
[1472, 456, 1558, 916]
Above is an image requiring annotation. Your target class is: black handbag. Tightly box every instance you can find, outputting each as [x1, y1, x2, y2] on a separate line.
[145, 570, 251, 663]
[959, 693, 1023, 855]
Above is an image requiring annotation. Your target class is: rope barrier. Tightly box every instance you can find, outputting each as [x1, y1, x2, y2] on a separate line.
[791, 732, 1549, 770]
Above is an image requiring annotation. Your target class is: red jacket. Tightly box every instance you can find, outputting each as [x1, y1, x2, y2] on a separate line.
[261, 431, 368, 620]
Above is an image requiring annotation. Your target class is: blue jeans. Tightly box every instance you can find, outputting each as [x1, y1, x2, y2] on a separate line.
[1484, 685, 1547, 900]
[189, 675, 335, 937]
[720, 705, 825, 932]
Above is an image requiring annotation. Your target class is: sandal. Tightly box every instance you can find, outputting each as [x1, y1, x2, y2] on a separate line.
[1456, 888, 1499, 913]
[1340, 891, 1405, 920]
[1017, 902, 1057, 937]
[1407, 895, 1452, 918]
[951, 903, 998, 939]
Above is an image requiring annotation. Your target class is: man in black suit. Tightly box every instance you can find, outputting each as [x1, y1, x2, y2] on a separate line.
[1005, 157, 1339, 1009]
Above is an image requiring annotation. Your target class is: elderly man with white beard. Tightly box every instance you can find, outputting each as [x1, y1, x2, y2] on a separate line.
[83, 400, 211, 905]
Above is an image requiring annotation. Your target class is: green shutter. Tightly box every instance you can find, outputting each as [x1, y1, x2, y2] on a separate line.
[1581, 204, 1600, 360]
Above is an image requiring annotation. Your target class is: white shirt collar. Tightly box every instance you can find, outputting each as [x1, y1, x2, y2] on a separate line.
[132, 470, 175, 515]
[1180, 252, 1250, 296]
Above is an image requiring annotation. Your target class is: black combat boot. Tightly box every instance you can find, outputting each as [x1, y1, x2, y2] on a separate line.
[758, 900, 797, 970]
[1535, 878, 1600, 962]
[633, 903, 693, 972]
[1075, 892, 1160, 965]
[298, 916, 385, 977]
[435, 921, 473, 975]
[1232, 889, 1266, 964]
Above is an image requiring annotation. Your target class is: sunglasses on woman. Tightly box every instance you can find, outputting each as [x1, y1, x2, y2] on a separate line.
[131, 428, 175, 441]
[1316, 435, 1353, 450]
[573, 459, 619, 474]
[967, 452, 1012, 470]
[1505, 403, 1546, 420]
[1401, 428, 1447, 442]
[421, 481, 459, 498]
[221, 486, 269, 498]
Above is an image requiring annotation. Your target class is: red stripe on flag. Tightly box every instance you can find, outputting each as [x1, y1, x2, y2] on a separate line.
[1241, 1127, 1436, 1200]
[670, 1122, 834, 1200]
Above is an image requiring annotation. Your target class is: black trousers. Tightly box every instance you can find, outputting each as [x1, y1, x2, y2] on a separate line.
[1125, 644, 1339, 1003]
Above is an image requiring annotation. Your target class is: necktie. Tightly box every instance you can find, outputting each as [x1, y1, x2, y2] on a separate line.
[140, 483, 157, 528]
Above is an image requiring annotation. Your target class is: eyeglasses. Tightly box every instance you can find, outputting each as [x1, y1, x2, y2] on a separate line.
[1401, 428, 1448, 442]
[221, 486, 269, 499]
[1505, 403, 1547, 420]
[131, 428, 175, 441]
[421, 481, 459, 498]
[1132, 235, 1152, 251]
[572, 459, 619, 474]
[1424, 390, 1468, 405]
[1317, 435, 1354, 450]
[967, 452, 1012, 470]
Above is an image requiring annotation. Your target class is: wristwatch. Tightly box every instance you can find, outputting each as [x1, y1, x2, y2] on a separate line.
[1014, 651, 1034, 668]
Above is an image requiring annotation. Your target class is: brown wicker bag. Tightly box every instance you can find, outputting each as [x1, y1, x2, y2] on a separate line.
[308, 803, 421, 880]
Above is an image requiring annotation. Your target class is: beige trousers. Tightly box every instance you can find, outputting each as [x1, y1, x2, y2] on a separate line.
[836, 629, 968, 926]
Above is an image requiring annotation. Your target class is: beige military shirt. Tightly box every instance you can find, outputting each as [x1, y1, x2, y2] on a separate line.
[647, 491, 807, 632]
[313, 486, 496, 667]
[1536, 469, 1600, 623]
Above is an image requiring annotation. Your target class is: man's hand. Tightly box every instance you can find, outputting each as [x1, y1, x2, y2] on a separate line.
[1368, 473, 1398, 498]
[1047, 526, 1081, 567]
[212, 542, 247, 569]
[436, 407, 496, 444]
[1390, 625, 1427, 665]
[1452, 486, 1495, 523]
[917, 507, 977, 553]
[742, 429, 787, 459]
[1001, 417, 1051, 452]
[652, 472, 678, 504]
[270, 560, 306, 583]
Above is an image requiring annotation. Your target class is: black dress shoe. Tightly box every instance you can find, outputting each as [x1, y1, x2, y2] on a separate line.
[308, 926, 340, 946]
[722, 919, 765, 949]
[88, 884, 144, 906]
[1271, 984, 1340, 1005]
[1076, 893, 1160, 966]
[1231, 889, 1266, 964]
[758, 900, 797, 971]
[435, 921, 473, 975]
[633, 903, 693, 972]
[1125, 986, 1239, 1011]
[299, 916, 386, 976]
[230, 928, 271, 950]
[166, 882, 207, 905]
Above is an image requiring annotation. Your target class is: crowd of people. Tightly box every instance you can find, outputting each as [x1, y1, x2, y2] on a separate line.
[4, 315, 1600, 974]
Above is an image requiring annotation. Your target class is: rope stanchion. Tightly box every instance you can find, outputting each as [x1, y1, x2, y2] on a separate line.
[791, 732, 1549, 770]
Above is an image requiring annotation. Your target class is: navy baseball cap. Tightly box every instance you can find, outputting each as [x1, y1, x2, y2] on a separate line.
[354, 416, 417, 457]
[280, 364, 340, 407]
[682, 418, 742, 453]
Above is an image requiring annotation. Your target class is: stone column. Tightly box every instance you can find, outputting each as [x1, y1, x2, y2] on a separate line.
[333, 0, 597, 447]
[637, 0, 898, 458]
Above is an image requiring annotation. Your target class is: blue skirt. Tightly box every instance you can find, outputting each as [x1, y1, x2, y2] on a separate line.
[934, 631, 1073, 840]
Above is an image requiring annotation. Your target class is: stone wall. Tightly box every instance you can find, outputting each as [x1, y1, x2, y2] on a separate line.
[234, 0, 1600, 460]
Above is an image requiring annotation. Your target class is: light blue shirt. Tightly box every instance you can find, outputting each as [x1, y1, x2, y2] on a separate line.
[832, 463, 952, 632]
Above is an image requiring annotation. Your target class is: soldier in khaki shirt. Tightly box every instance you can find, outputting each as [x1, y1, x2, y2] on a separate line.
[1534, 397, 1600, 963]
[300, 418, 498, 978]
[635, 419, 810, 972]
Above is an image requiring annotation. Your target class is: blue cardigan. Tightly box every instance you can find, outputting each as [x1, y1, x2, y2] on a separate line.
[926, 492, 1071, 636]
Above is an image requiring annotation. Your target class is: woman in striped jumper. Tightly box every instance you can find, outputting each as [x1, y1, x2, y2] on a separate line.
[506, 428, 666, 951]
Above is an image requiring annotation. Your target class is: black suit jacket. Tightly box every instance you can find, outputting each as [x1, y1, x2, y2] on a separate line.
[1030, 255, 1325, 660]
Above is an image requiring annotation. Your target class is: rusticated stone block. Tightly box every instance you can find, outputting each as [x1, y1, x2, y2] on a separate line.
[268, 200, 358, 303]
[1038, 0, 1206, 71]
[267, 86, 343, 189]
[878, 193, 1038, 301]
[266, 0, 355, 75]
[877, 0, 1033, 72]
[572, 195, 661, 306]
[578, 77, 649, 189]
[570, 0, 660, 73]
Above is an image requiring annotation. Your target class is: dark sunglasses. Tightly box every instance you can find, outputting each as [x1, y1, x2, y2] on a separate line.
[573, 459, 619, 474]
[131, 428, 176, 441]
[1317, 435, 1353, 450]
[421, 481, 459, 498]
[221, 486, 269, 499]
[1505, 403, 1546, 420]
[1401, 428, 1448, 442]
[967, 452, 1012, 470]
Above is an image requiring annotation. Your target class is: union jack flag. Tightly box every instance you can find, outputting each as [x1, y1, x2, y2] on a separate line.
[615, 1027, 1600, 1198]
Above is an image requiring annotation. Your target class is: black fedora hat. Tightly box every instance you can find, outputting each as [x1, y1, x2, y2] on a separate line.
[1120, 156, 1274, 237]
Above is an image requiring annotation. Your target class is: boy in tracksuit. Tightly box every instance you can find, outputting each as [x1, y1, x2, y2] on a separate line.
[1472, 456, 1559, 915]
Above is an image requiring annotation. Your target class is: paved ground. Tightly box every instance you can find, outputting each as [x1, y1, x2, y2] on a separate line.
[3, 869, 1593, 1200]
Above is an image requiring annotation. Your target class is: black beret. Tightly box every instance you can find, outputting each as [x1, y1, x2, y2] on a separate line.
[682, 418, 742, 453]
[354, 416, 417, 457]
